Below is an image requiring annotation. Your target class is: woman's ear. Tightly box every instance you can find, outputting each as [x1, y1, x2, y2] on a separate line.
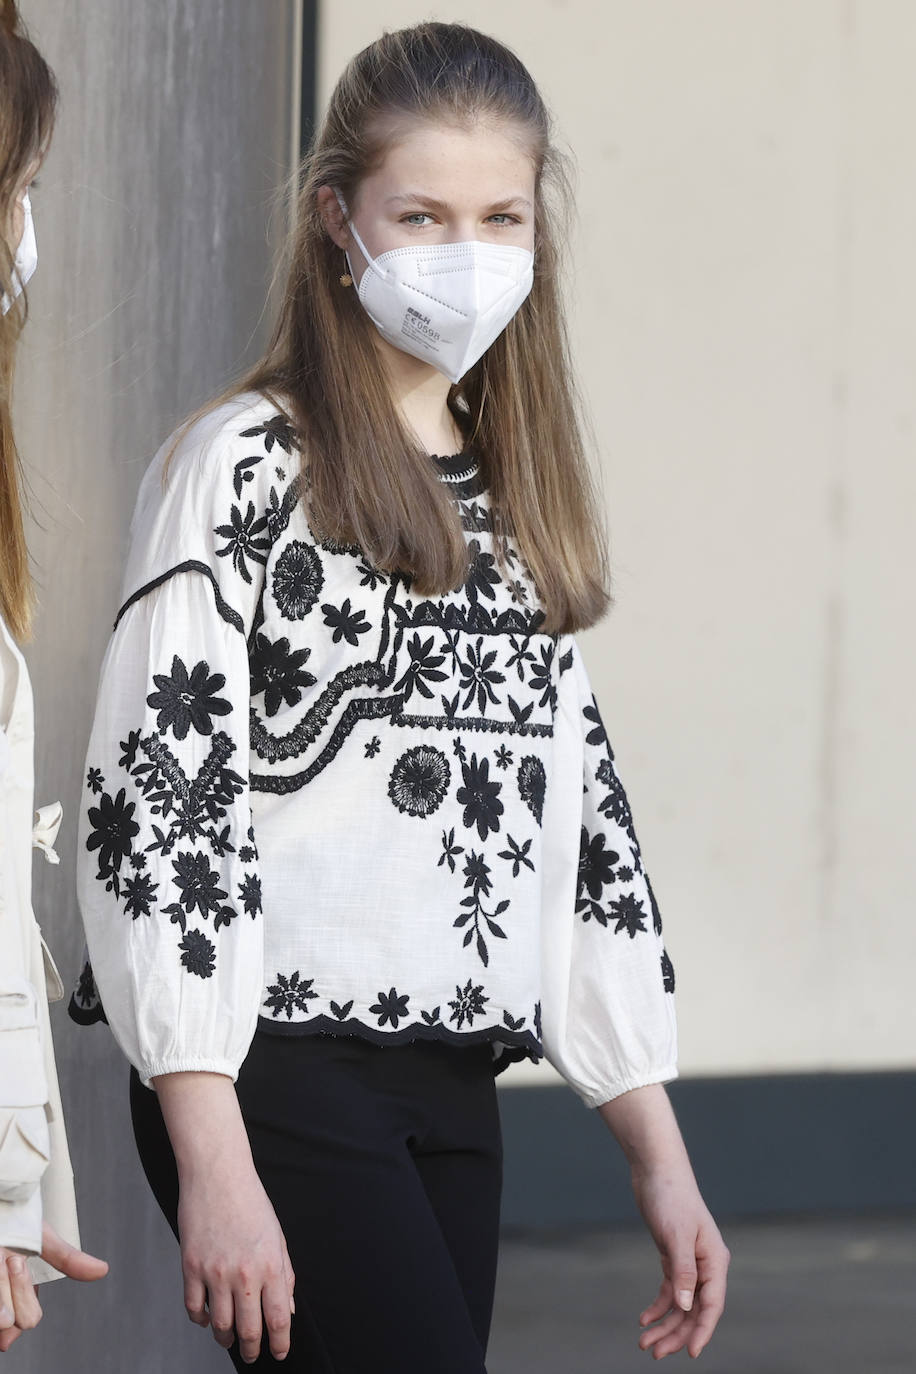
[317, 185, 350, 250]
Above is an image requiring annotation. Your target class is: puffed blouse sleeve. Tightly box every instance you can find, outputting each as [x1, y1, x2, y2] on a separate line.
[539, 636, 678, 1108]
[77, 401, 279, 1087]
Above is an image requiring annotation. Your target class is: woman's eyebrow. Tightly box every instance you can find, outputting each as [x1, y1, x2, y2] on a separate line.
[385, 192, 533, 213]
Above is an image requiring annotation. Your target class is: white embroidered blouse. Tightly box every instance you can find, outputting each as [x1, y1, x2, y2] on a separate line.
[72, 393, 677, 1108]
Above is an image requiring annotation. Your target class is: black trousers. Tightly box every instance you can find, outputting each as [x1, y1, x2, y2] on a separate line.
[130, 1032, 503, 1373]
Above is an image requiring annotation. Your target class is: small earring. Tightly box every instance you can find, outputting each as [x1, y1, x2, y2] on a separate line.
[339, 271, 353, 288]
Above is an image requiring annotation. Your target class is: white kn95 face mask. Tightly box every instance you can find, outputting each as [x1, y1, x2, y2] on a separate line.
[336, 191, 534, 385]
[1, 192, 38, 316]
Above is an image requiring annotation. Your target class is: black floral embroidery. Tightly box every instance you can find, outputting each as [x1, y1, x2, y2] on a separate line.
[238, 873, 262, 918]
[503, 1010, 526, 1032]
[453, 851, 508, 968]
[178, 929, 216, 978]
[439, 826, 464, 873]
[322, 597, 371, 646]
[264, 971, 318, 1019]
[456, 754, 503, 840]
[498, 834, 535, 878]
[86, 767, 104, 795]
[583, 698, 607, 748]
[459, 637, 506, 714]
[330, 998, 354, 1020]
[238, 844, 256, 863]
[494, 743, 513, 770]
[576, 827, 622, 922]
[527, 642, 557, 712]
[517, 755, 546, 825]
[133, 731, 244, 856]
[86, 788, 140, 897]
[357, 560, 388, 591]
[421, 1006, 441, 1026]
[147, 657, 232, 741]
[119, 730, 141, 770]
[611, 891, 648, 939]
[393, 633, 448, 702]
[448, 979, 489, 1029]
[272, 541, 324, 620]
[646, 874, 663, 936]
[370, 987, 410, 1028]
[240, 413, 298, 454]
[364, 736, 381, 758]
[214, 500, 271, 584]
[388, 746, 450, 818]
[534, 1000, 543, 1040]
[123, 869, 158, 920]
[162, 850, 234, 932]
[661, 950, 676, 993]
[249, 633, 316, 717]
[465, 539, 500, 604]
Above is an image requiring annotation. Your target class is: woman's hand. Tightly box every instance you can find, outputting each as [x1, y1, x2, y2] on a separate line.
[631, 1163, 729, 1359]
[0, 1225, 109, 1353]
[598, 1082, 729, 1360]
[153, 1071, 295, 1365]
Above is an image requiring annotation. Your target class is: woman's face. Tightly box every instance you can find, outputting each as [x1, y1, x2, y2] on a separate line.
[323, 117, 537, 284]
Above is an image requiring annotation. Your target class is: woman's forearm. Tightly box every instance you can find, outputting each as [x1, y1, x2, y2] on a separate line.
[151, 1072, 253, 1182]
[597, 1082, 692, 1177]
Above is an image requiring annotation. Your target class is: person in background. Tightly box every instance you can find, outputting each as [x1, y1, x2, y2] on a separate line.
[0, 0, 108, 1352]
[74, 21, 727, 1372]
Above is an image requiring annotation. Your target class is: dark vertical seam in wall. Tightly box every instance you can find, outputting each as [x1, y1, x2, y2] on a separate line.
[300, 1, 319, 158]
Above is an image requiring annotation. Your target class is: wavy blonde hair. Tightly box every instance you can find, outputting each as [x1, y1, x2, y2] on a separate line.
[0, 0, 57, 641]
[192, 22, 610, 635]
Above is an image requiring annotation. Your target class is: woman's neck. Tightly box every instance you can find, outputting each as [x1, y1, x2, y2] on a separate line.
[376, 336, 464, 455]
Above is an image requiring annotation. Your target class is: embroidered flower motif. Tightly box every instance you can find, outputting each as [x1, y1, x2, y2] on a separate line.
[448, 979, 489, 1029]
[393, 633, 448, 702]
[129, 852, 148, 871]
[617, 865, 634, 883]
[439, 826, 464, 873]
[264, 971, 318, 1019]
[321, 597, 371, 646]
[516, 755, 546, 826]
[527, 642, 557, 711]
[249, 633, 316, 717]
[119, 729, 141, 770]
[238, 844, 256, 864]
[421, 1006, 441, 1026]
[238, 873, 262, 918]
[578, 828, 621, 901]
[179, 929, 216, 978]
[453, 851, 507, 967]
[123, 869, 158, 920]
[147, 656, 232, 741]
[86, 788, 140, 880]
[169, 850, 230, 921]
[611, 891, 648, 939]
[330, 998, 354, 1020]
[214, 500, 271, 584]
[583, 698, 607, 747]
[357, 559, 388, 591]
[240, 413, 299, 454]
[494, 743, 514, 770]
[646, 874, 663, 936]
[370, 987, 410, 1029]
[661, 949, 676, 993]
[272, 540, 324, 620]
[459, 637, 506, 714]
[388, 746, 450, 818]
[364, 736, 381, 759]
[86, 767, 104, 795]
[74, 960, 98, 1009]
[503, 1010, 526, 1032]
[464, 539, 500, 604]
[456, 753, 503, 840]
[452, 735, 467, 763]
[498, 834, 535, 878]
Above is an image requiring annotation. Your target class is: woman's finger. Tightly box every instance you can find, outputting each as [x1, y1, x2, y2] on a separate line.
[233, 1275, 265, 1365]
[639, 1276, 673, 1327]
[638, 1306, 685, 1352]
[687, 1271, 729, 1357]
[39, 1224, 109, 1282]
[0, 1323, 21, 1352]
[207, 1284, 236, 1351]
[0, 1259, 14, 1330]
[282, 1244, 296, 1313]
[5, 1257, 41, 1332]
[262, 1269, 293, 1362]
[183, 1270, 210, 1328]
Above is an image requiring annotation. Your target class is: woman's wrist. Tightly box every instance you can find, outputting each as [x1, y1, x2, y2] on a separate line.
[152, 1071, 254, 1181]
[597, 1082, 692, 1175]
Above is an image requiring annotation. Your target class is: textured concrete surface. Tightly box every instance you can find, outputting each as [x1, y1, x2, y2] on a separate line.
[488, 1215, 916, 1374]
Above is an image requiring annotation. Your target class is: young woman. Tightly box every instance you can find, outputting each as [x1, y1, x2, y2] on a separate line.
[0, 0, 107, 1353]
[74, 22, 728, 1372]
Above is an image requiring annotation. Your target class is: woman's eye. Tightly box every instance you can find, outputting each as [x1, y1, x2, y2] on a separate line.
[487, 214, 519, 226]
[402, 212, 433, 227]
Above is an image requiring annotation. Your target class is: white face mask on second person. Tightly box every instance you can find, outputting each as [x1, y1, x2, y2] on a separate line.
[336, 191, 534, 385]
[1, 191, 38, 316]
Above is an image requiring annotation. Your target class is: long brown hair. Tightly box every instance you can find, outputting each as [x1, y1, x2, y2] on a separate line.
[200, 22, 610, 634]
[0, 0, 57, 641]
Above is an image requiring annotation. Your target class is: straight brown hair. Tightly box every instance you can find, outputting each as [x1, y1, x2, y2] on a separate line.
[188, 23, 611, 635]
[0, 0, 57, 641]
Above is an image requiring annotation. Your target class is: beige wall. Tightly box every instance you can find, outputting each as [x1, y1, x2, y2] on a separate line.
[319, 2, 916, 1079]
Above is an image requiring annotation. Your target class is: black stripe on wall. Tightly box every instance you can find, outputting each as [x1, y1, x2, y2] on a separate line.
[499, 1072, 916, 1228]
